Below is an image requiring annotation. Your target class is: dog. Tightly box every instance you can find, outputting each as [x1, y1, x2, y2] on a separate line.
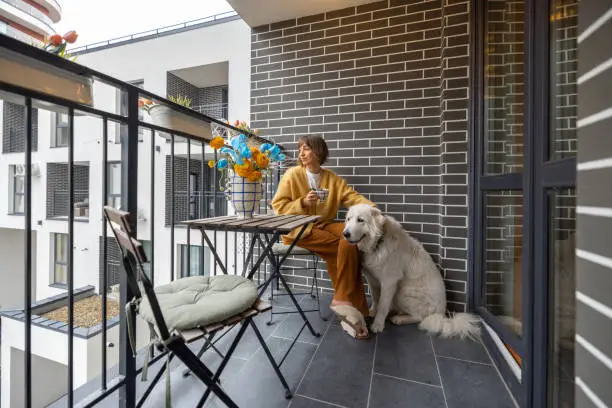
[343, 204, 481, 339]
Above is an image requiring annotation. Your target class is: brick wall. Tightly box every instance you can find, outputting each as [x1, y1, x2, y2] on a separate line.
[250, 0, 471, 312]
[197, 85, 228, 118]
[166, 72, 199, 104]
[2, 102, 38, 153]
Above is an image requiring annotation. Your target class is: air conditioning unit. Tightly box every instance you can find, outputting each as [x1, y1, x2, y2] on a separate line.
[14, 163, 41, 177]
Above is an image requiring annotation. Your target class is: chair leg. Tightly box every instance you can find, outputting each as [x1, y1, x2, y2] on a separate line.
[195, 321, 250, 408]
[169, 340, 239, 408]
[249, 319, 292, 399]
[267, 254, 280, 326]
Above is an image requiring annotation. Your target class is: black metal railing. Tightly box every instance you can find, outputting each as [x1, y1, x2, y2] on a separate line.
[0, 34, 283, 408]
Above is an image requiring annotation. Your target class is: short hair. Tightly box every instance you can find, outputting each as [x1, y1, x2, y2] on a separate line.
[297, 135, 329, 165]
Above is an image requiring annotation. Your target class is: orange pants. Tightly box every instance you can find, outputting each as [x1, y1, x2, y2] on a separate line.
[283, 222, 369, 316]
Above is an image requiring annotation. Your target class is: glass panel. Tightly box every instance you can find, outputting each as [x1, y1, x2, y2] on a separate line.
[14, 195, 24, 214]
[484, 190, 523, 336]
[549, 0, 578, 160]
[55, 265, 67, 285]
[484, 0, 525, 175]
[14, 175, 24, 193]
[548, 188, 576, 407]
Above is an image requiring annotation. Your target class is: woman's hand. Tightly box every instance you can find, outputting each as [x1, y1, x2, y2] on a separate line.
[301, 190, 319, 208]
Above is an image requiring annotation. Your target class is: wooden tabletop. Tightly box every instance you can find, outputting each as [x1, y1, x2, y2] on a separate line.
[181, 214, 320, 233]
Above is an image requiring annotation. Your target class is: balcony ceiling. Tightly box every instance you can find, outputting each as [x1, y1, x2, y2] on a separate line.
[225, 0, 374, 27]
[169, 61, 228, 88]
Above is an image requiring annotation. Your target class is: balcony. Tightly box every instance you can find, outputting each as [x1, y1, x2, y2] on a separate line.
[0, 29, 515, 408]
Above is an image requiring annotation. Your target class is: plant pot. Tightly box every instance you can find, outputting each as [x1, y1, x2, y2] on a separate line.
[229, 174, 263, 219]
[0, 47, 93, 106]
[148, 105, 212, 141]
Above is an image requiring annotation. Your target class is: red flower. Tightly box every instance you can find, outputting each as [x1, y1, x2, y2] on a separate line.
[48, 34, 63, 46]
[63, 31, 78, 44]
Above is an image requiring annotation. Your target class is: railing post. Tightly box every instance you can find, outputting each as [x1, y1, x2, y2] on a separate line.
[119, 86, 139, 408]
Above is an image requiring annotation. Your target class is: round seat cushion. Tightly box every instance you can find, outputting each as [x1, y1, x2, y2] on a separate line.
[138, 275, 258, 331]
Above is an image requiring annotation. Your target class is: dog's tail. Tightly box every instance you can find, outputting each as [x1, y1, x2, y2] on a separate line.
[419, 313, 481, 340]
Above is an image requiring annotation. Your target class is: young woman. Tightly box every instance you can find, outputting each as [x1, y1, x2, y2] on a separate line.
[271, 135, 375, 339]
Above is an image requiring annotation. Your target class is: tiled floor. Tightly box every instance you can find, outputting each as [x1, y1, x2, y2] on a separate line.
[51, 292, 517, 408]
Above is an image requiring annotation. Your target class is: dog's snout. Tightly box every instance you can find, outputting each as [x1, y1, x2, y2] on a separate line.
[343, 230, 350, 238]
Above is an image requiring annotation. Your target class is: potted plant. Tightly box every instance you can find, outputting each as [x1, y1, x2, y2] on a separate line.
[139, 95, 211, 140]
[208, 132, 285, 218]
[0, 31, 94, 106]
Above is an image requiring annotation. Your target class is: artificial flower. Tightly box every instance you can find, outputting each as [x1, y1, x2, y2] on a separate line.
[253, 129, 259, 134]
[247, 171, 262, 182]
[63, 31, 78, 44]
[217, 158, 228, 169]
[256, 154, 269, 168]
[48, 34, 62, 46]
[208, 160, 215, 168]
[260, 143, 271, 153]
[210, 136, 225, 150]
[237, 142, 252, 159]
[221, 147, 243, 165]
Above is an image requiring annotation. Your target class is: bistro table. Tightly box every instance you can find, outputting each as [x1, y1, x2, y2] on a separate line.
[182, 213, 322, 342]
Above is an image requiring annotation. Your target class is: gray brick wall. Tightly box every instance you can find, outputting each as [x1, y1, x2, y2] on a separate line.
[166, 72, 199, 103]
[46, 163, 90, 218]
[197, 85, 228, 118]
[2, 102, 38, 153]
[250, 0, 470, 312]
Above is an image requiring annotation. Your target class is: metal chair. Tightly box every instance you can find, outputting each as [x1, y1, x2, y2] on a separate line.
[103, 206, 292, 408]
[267, 242, 327, 325]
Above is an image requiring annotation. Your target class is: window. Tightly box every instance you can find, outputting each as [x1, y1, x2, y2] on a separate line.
[0, 21, 7, 35]
[52, 112, 69, 147]
[189, 172, 198, 219]
[52, 233, 68, 285]
[9, 165, 25, 214]
[142, 240, 152, 278]
[179, 245, 209, 278]
[107, 162, 121, 209]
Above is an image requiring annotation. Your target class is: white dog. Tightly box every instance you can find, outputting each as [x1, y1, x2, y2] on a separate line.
[343, 204, 480, 339]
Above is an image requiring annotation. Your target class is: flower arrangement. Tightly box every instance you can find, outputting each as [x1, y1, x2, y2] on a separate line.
[208, 133, 285, 184]
[42, 31, 79, 61]
[227, 119, 259, 135]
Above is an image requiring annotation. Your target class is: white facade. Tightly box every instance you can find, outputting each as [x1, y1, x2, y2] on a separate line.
[0, 16, 251, 407]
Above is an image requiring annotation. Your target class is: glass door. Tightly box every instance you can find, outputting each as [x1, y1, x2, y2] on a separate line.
[473, 0, 578, 406]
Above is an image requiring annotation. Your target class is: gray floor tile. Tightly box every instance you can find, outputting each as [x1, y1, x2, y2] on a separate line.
[432, 336, 491, 364]
[438, 357, 515, 408]
[297, 324, 375, 408]
[271, 310, 331, 345]
[375, 324, 440, 385]
[290, 395, 343, 407]
[212, 336, 317, 408]
[370, 374, 446, 408]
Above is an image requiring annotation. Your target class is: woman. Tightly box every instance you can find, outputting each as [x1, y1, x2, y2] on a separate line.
[271, 135, 375, 339]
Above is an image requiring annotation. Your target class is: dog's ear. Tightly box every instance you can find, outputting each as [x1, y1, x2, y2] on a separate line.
[369, 206, 385, 227]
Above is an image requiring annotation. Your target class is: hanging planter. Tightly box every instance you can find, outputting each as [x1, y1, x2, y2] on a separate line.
[147, 105, 212, 140]
[0, 48, 93, 107]
[228, 173, 263, 219]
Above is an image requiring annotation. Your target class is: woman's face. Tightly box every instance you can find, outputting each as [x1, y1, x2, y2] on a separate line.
[299, 143, 319, 168]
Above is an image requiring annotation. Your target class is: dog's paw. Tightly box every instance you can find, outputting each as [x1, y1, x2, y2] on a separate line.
[370, 320, 385, 333]
[369, 306, 377, 317]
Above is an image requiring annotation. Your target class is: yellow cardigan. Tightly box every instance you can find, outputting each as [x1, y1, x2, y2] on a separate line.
[271, 166, 375, 240]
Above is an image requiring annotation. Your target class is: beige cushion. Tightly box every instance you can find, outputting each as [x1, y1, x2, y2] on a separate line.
[271, 242, 314, 256]
[139, 275, 257, 331]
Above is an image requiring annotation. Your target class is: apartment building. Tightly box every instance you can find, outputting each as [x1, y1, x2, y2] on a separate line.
[0, 0, 60, 45]
[0, 13, 252, 407]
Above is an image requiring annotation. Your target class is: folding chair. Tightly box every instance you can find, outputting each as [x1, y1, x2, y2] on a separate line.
[267, 242, 327, 325]
[103, 206, 292, 408]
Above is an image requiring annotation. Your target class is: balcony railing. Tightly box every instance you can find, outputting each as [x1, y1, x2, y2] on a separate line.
[69, 11, 239, 54]
[0, 34, 282, 408]
[193, 102, 228, 120]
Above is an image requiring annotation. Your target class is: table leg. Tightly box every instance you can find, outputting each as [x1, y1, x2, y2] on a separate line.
[200, 229, 228, 275]
[257, 231, 321, 338]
